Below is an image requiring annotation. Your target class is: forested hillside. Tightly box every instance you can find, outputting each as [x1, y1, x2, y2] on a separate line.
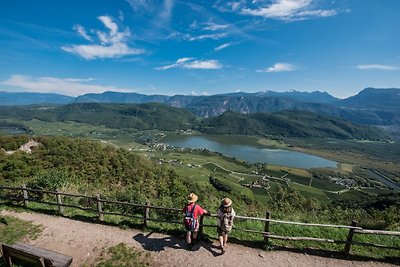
[198, 110, 389, 140]
[0, 136, 191, 208]
[0, 103, 198, 131]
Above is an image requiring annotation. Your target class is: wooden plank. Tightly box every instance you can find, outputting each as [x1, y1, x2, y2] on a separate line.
[2, 242, 73, 267]
[234, 215, 362, 230]
[267, 219, 362, 230]
[355, 229, 400, 236]
[264, 234, 348, 244]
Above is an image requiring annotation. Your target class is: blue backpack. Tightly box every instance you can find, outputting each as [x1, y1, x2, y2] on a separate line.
[184, 204, 197, 231]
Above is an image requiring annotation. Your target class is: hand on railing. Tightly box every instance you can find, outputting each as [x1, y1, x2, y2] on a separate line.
[203, 211, 212, 216]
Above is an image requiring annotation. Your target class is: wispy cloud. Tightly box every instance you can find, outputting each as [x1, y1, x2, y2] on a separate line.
[357, 64, 398, 71]
[155, 58, 223, 70]
[62, 15, 144, 60]
[1, 75, 136, 96]
[257, 63, 296, 72]
[126, 0, 154, 12]
[203, 22, 230, 31]
[188, 32, 228, 41]
[218, 0, 337, 21]
[184, 19, 231, 41]
[214, 42, 233, 51]
[160, 0, 175, 22]
[126, 0, 175, 26]
[73, 25, 92, 41]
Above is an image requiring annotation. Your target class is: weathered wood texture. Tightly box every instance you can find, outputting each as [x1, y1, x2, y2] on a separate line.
[1, 242, 73, 267]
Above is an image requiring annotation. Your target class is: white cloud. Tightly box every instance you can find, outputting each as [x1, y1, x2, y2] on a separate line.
[203, 22, 230, 31]
[222, 0, 337, 21]
[155, 58, 223, 70]
[1, 75, 137, 96]
[98, 16, 118, 36]
[185, 19, 231, 42]
[126, 0, 175, 25]
[160, 0, 174, 22]
[357, 64, 398, 71]
[176, 57, 194, 63]
[73, 25, 92, 41]
[126, 0, 154, 11]
[185, 60, 222, 69]
[62, 15, 144, 60]
[297, 9, 337, 18]
[188, 33, 227, 41]
[214, 42, 232, 51]
[62, 43, 144, 60]
[229, 1, 244, 11]
[257, 63, 296, 73]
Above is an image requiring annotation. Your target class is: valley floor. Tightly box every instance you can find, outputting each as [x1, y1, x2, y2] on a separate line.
[1, 210, 397, 267]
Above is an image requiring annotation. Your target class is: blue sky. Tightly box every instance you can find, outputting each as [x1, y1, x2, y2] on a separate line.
[0, 0, 399, 98]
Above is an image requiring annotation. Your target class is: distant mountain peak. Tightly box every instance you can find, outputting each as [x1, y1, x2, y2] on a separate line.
[336, 87, 400, 109]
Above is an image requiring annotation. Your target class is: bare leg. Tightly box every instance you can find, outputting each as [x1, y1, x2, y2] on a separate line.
[192, 231, 198, 241]
[223, 234, 228, 246]
[186, 231, 192, 244]
[220, 233, 226, 253]
[218, 235, 224, 248]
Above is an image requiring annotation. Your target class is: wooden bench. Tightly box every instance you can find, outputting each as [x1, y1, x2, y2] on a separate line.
[1, 242, 73, 267]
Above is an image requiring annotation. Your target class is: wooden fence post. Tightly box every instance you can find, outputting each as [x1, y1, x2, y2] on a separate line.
[56, 190, 64, 214]
[96, 194, 103, 221]
[264, 211, 271, 245]
[344, 220, 357, 255]
[143, 201, 150, 228]
[21, 184, 29, 207]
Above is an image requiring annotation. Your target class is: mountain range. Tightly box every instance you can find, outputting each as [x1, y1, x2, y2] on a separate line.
[0, 103, 388, 140]
[1, 88, 399, 126]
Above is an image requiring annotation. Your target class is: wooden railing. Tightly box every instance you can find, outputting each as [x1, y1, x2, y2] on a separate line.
[1, 185, 399, 256]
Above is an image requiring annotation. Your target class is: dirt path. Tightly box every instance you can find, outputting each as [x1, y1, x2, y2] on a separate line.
[1, 210, 397, 267]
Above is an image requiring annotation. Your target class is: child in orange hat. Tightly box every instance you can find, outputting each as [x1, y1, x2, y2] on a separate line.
[183, 193, 208, 249]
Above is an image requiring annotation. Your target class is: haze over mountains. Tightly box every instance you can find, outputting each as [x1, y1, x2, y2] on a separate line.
[1, 88, 399, 126]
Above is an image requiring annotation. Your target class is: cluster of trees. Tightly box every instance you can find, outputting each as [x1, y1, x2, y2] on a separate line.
[0, 136, 190, 207]
[209, 176, 231, 192]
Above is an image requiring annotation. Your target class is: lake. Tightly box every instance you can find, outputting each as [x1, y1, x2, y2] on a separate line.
[162, 135, 337, 169]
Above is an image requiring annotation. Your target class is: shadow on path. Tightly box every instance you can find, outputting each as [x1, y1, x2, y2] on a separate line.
[133, 232, 223, 257]
[200, 239, 223, 257]
[133, 231, 186, 252]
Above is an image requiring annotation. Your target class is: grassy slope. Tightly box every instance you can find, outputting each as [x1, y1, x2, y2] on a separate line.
[0, 214, 42, 244]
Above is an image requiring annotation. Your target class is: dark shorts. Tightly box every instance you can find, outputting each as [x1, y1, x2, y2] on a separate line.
[217, 226, 231, 236]
[185, 220, 199, 232]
